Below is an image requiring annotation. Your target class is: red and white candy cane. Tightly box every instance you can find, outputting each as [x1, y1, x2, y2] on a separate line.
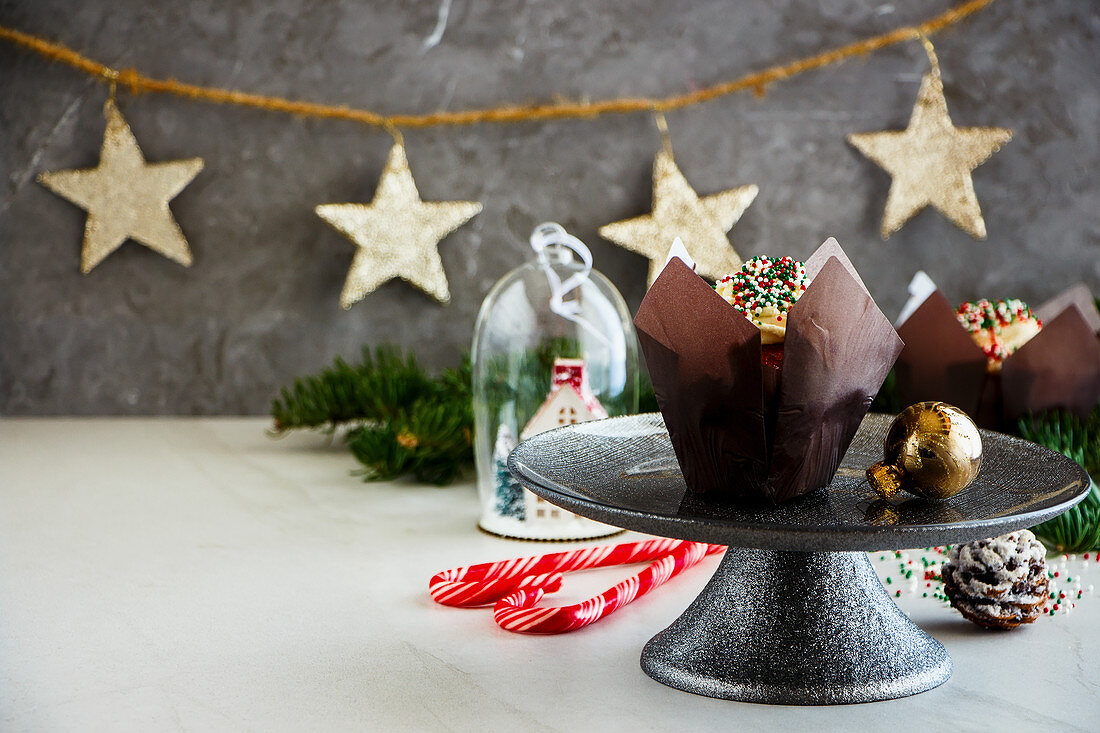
[429, 538, 724, 634]
[493, 540, 722, 634]
[430, 537, 689, 607]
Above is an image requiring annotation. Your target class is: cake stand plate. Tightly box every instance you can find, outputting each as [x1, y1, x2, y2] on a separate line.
[508, 413, 1090, 705]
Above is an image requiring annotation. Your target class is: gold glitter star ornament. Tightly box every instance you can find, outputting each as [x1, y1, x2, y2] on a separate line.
[847, 47, 1012, 240]
[316, 142, 482, 309]
[38, 99, 204, 272]
[599, 148, 758, 285]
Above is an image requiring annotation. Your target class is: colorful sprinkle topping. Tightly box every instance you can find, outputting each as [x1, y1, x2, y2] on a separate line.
[715, 255, 809, 324]
[955, 298, 1042, 363]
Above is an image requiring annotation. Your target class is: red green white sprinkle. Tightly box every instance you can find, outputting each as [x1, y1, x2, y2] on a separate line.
[715, 255, 809, 326]
[955, 298, 1042, 364]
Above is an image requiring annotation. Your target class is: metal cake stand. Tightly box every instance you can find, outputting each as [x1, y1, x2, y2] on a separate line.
[508, 413, 1090, 705]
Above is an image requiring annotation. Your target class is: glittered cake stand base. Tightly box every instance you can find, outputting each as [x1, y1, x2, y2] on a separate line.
[641, 548, 950, 704]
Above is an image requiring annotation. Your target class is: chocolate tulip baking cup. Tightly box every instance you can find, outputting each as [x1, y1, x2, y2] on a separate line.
[634, 238, 903, 504]
[895, 286, 1100, 430]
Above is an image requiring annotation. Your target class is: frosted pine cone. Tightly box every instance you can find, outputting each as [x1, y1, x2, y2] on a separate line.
[941, 530, 1048, 629]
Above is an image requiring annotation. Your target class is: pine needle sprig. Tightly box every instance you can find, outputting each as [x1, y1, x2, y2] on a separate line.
[346, 362, 474, 485]
[270, 346, 436, 433]
[348, 402, 472, 485]
[1030, 486, 1100, 554]
[270, 346, 475, 485]
[1017, 407, 1100, 477]
[1018, 405, 1100, 553]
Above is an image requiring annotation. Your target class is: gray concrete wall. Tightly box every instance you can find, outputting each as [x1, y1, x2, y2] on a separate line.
[1, 0, 1097, 415]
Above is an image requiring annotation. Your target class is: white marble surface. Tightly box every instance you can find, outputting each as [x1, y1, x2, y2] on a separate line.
[1, 418, 1098, 732]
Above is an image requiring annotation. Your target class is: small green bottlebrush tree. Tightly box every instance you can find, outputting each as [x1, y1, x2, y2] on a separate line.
[492, 424, 525, 520]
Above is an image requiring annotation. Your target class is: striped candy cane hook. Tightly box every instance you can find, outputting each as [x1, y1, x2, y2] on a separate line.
[430, 537, 688, 607]
[429, 538, 724, 634]
[493, 541, 722, 634]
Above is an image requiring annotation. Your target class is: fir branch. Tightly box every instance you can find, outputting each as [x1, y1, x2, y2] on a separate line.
[270, 345, 436, 433]
[271, 346, 474, 485]
[347, 383, 474, 485]
[1017, 407, 1100, 477]
[1018, 405, 1100, 553]
[1029, 484, 1100, 554]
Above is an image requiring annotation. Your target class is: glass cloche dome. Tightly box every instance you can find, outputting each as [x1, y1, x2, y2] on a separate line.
[471, 223, 639, 540]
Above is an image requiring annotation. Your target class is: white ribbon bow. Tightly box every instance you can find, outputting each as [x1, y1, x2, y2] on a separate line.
[529, 223, 609, 346]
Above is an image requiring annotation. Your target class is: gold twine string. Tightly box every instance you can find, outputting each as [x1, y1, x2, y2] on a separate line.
[0, 0, 997, 129]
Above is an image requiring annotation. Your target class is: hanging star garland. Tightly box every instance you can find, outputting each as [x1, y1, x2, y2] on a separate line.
[599, 148, 758, 285]
[316, 142, 482, 309]
[37, 98, 204, 273]
[847, 44, 1012, 240]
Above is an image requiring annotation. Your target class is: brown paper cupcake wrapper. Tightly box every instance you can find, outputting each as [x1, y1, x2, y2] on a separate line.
[634, 238, 903, 504]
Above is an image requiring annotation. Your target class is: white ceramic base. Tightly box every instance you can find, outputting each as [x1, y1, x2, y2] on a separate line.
[478, 509, 623, 541]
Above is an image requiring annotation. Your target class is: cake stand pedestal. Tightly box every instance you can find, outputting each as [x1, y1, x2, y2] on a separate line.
[508, 414, 1089, 705]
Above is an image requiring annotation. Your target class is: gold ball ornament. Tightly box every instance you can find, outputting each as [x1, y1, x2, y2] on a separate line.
[866, 402, 982, 501]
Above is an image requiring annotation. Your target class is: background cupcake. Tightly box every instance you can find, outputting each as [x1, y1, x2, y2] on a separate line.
[895, 280, 1100, 429]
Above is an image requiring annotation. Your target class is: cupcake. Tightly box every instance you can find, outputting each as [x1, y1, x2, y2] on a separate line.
[634, 238, 902, 504]
[895, 279, 1100, 428]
